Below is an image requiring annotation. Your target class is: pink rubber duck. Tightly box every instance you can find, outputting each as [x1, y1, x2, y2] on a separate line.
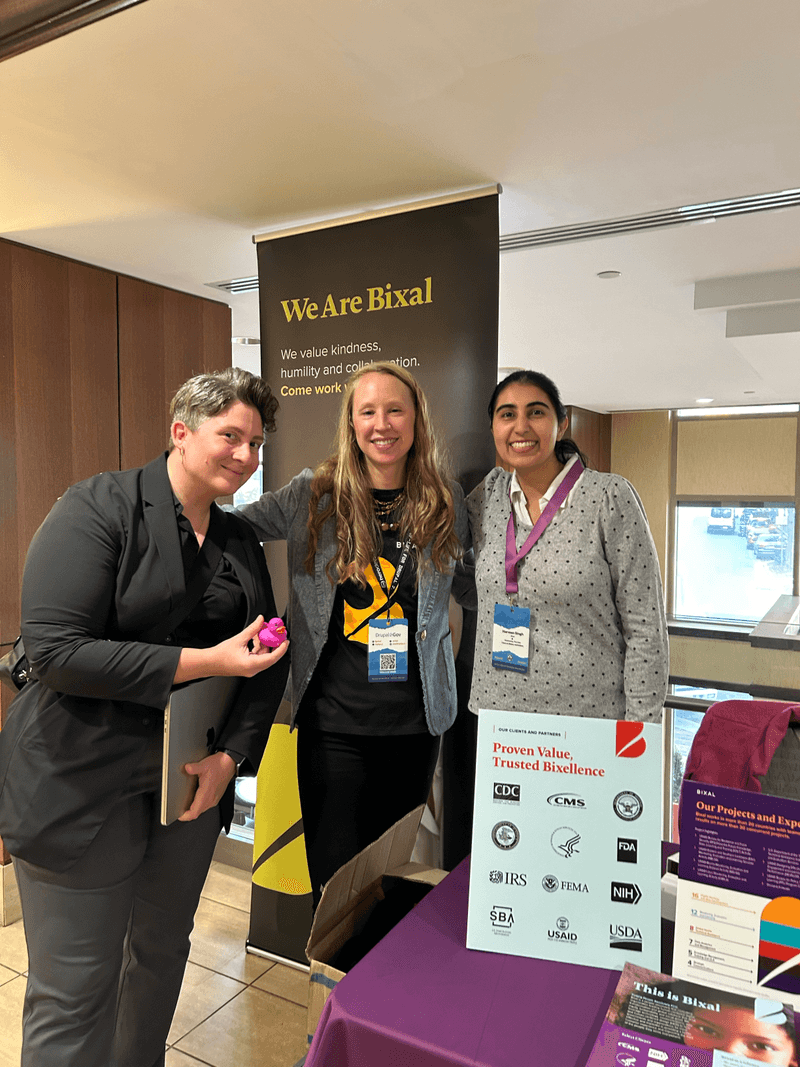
[258, 617, 287, 648]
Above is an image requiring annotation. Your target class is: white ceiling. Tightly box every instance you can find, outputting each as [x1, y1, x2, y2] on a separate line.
[2, 0, 800, 412]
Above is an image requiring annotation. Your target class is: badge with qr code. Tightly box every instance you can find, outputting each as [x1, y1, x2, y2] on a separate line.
[367, 618, 409, 682]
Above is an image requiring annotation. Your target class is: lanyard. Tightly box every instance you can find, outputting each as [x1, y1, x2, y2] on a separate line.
[345, 536, 413, 638]
[504, 459, 584, 594]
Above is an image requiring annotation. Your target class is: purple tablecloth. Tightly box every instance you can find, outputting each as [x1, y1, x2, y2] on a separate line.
[305, 857, 621, 1067]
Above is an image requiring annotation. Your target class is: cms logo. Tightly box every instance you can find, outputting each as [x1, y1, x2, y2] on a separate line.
[547, 793, 585, 809]
[493, 782, 520, 803]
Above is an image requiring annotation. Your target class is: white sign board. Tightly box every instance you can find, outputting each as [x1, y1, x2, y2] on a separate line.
[467, 709, 662, 971]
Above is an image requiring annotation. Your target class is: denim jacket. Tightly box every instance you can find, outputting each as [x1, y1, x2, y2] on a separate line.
[236, 469, 471, 736]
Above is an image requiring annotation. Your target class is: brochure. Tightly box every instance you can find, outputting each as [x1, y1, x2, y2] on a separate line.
[467, 710, 662, 970]
[585, 963, 798, 1067]
[674, 781, 800, 1009]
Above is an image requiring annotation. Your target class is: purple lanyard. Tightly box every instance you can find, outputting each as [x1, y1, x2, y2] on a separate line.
[504, 459, 584, 594]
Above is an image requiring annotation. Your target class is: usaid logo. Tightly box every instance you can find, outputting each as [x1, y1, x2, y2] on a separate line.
[609, 924, 643, 951]
[490, 906, 514, 930]
[547, 793, 586, 809]
[548, 916, 577, 943]
[617, 838, 638, 864]
[490, 869, 527, 886]
[493, 782, 521, 804]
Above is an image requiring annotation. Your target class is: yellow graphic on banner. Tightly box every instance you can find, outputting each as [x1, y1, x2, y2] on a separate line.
[252, 722, 311, 896]
[344, 556, 404, 645]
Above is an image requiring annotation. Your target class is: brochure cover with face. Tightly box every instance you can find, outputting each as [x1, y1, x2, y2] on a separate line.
[585, 964, 797, 1067]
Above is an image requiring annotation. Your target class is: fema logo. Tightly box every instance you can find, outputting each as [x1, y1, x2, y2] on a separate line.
[613, 791, 643, 822]
[550, 826, 581, 858]
[617, 838, 638, 863]
[492, 821, 520, 850]
[490, 905, 514, 930]
[493, 782, 521, 804]
[542, 874, 559, 893]
[489, 870, 503, 884]
[547, 793, 586, 809]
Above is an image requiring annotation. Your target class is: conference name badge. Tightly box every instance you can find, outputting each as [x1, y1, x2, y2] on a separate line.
[492, 603, 530, 673]
[368, 618, 409, 682]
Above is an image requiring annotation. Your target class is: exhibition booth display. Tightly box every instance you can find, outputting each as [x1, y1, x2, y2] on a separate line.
[305, 709, 800, 1066]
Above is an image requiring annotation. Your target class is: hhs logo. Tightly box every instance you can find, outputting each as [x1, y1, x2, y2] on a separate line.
[493, 782, 521, 804]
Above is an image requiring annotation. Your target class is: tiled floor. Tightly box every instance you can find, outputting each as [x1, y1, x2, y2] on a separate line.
[0, 861, 309, 1067]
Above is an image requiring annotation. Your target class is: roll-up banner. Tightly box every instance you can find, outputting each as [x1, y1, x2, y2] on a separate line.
[248, 187, 500, 964]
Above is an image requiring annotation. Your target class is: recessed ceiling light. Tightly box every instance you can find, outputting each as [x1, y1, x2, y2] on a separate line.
[696, 398, 714, 404]
[596, 270, 621, 279]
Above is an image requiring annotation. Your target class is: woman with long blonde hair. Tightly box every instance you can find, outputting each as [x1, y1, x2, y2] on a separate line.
[237, 361, 469, 905]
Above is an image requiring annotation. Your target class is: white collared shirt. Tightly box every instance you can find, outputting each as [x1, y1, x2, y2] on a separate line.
[509, 453, 583, 528]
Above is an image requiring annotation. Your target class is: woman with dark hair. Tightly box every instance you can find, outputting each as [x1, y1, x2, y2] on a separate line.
[467, 369, 668, 721]
[236, 361, 469, 905]
[0, 368, 289, 1067]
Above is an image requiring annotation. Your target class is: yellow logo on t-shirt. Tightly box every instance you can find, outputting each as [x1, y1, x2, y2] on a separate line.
[343, 556, 405, 645]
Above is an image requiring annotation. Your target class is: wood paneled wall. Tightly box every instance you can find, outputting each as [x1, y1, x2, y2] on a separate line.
[566, 405, 611, 472]
[0, 237, 231, 864]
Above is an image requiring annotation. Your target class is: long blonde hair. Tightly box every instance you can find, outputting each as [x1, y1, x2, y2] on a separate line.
[305, 362, 461, 585]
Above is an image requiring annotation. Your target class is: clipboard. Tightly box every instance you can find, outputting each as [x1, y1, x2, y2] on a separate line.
[160, 675, 242, 825]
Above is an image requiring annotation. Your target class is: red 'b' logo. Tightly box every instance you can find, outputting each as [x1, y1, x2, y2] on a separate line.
[616, 722, 646, 758]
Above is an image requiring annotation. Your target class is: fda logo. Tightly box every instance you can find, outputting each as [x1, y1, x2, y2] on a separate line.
[611, 881, 642, 905]
[492, 821, 520, 850]
[493, 782, 521, 804]
[613, 791, 643, 822]
[617, 838, 638, 863]
[490, 906, 514, 930]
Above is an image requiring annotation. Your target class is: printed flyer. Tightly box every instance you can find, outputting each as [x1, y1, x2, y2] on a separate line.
[467, 710, 662, 970]
[674, 781, 800, 1011]
[585, 963, 797, 1067]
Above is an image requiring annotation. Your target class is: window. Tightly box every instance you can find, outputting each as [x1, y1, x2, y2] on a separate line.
[673, 503, 795, 625]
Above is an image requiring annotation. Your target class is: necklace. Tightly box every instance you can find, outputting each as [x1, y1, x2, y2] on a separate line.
[373, 489, 406, 531]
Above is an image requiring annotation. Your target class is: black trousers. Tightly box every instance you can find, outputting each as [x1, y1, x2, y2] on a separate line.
[297, 728, 440, 907]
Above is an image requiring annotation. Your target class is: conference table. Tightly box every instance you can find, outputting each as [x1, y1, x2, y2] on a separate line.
[304, 856, 623, 1067]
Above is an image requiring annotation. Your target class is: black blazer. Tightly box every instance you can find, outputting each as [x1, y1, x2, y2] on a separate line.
[0, 454, 288, 871]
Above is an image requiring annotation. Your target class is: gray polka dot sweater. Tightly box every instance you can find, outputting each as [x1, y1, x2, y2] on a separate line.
[467, 467, 668, 722]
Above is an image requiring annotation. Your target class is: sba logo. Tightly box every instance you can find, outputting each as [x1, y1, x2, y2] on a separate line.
[490, 906, 514, 929]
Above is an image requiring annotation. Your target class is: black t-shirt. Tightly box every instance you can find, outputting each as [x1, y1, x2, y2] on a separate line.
[300, 502, 427, 735]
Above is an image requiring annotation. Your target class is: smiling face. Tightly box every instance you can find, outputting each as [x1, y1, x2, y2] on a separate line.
[491, 381, 568, 488]
[685, 1007, 797, 1065]
[351, 371, 416, 488]
[170, 400, 263, 506]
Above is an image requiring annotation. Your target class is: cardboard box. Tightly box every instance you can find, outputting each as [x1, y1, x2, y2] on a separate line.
[305, 804, 448, 1041]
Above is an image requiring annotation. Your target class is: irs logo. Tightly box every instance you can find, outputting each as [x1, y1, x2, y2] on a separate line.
[490, 869, 527, 886]
[493, 782, 521, 803]
[542, 874, 559, 893]
[611, 881, 642, 905]
[490, 906, 514, 930]
[547, 793, 586, 809]
[609, 924, 643, 951]
[550, 826, 581, 858]
[489, 870, 503, 884]
[613, 791, 643, 822]
[617, 838, 638, 863]
[492, 821, 520, 850]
